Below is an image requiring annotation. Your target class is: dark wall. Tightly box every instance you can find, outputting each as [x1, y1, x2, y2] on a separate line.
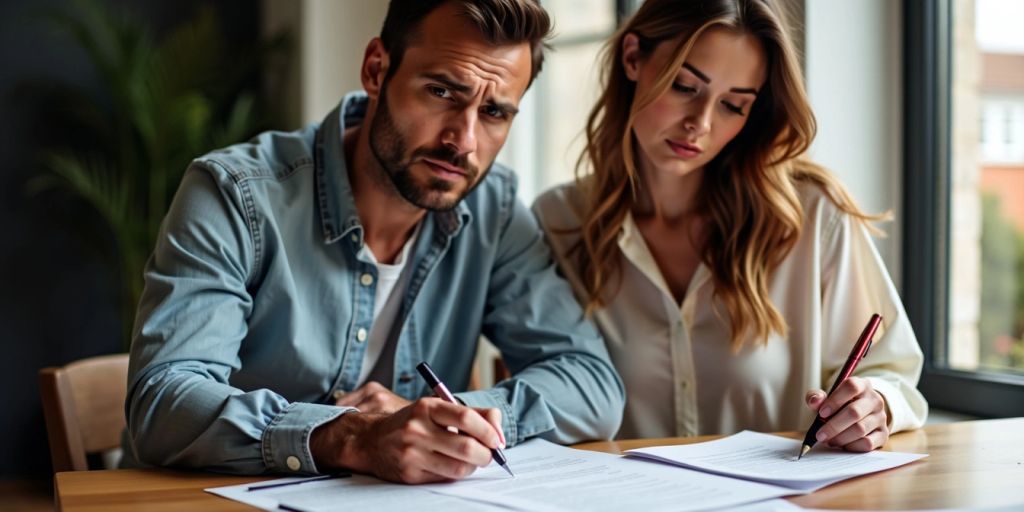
[0, 0, 259, 479]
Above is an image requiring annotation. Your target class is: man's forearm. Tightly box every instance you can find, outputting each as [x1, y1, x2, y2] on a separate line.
[127, 362, 347, 474]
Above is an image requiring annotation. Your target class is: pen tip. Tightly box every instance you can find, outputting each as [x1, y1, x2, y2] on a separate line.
[797, 445, 810, 460]
[501, 463, 515, 477]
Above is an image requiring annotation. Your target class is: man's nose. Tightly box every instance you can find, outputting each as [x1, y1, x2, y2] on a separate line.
[441, 107, 478, 156]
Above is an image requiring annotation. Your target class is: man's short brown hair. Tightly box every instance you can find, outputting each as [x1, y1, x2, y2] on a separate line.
[380, 0, 553, 87]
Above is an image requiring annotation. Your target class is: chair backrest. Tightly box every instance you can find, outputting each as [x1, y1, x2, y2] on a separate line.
[39, 353, 129, 472]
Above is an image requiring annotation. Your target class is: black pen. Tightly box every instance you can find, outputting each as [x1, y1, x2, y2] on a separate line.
[416, 361, 514, 477]
[247, 472, 350, 491]
[797, 314, 883, 459]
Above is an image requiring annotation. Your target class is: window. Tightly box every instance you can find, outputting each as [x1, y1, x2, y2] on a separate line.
[498, 0, 641, 202]
[905, 0, 1024, 417]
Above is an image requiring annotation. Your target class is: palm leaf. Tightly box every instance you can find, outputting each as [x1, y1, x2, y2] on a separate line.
[26, 0, 285, 348]
[36, 152, 132, 233]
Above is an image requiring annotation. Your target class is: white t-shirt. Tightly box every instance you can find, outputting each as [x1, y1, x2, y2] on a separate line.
[355, 222, 421, 386]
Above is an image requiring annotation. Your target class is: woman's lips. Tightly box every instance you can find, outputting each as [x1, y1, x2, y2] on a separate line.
[666, 139, 703, 159]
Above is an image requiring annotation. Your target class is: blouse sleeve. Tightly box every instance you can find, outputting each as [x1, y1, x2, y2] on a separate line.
[819, 208, 929, 433]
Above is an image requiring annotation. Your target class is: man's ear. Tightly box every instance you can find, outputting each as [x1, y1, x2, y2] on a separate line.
[361, 38, 391, 99]
[621, 33, 642, 82]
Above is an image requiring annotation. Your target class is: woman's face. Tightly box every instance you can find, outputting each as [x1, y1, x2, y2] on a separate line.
[623, 27, 767, 180]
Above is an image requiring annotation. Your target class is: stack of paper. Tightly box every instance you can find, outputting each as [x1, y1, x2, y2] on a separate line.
[207, 431, 926, 511]
[625, 430, 927, 493]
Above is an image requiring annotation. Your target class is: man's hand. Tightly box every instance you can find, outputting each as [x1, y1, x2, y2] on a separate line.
[335, 381, 411, 414]
[805, 376, 889, 452]
[311, 398, 505, 484]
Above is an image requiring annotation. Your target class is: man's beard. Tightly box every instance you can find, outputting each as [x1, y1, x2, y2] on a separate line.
[368, 85, 485, 212]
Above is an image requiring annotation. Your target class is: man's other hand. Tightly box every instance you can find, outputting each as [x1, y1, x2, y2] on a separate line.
[335, 381, 411, 414]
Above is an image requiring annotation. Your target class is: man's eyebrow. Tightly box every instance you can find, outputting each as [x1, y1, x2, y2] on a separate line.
[489, 100, 519, 117]
[422, 73, 473, 94]
[682, 63, 759, 96]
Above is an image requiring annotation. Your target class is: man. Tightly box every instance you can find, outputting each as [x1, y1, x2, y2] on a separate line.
[123, 0, 624, 484]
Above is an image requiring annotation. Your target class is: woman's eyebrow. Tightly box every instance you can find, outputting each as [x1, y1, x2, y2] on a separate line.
[682, 63, 759, 96]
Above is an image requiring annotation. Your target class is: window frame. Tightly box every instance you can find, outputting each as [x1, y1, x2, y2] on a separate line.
[903, 0, 1024, 417]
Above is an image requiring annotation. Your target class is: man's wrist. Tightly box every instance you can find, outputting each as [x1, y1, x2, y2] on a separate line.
[310, 411, 383, 473]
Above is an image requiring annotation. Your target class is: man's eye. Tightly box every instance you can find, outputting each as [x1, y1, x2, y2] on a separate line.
[428, 86, 451, 99]
[482, 105, 506, 119]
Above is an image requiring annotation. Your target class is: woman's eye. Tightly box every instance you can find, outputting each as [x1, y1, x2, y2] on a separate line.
[672, 82, 697, 94]
[722, 101, 746, 116]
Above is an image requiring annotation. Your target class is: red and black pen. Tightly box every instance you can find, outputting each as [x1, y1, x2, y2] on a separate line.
[797, 313, 883, 459]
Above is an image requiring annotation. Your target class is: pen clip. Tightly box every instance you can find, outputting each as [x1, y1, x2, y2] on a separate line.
[863, 338, 873, 358]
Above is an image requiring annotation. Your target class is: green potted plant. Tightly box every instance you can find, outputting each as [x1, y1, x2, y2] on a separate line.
[28, 0, 289, 347]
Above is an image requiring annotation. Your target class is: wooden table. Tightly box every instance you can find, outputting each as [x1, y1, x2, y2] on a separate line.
[55, 418, 1024, 511]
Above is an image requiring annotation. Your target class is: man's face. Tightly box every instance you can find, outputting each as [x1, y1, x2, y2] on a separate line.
[368, 2, 532, 211]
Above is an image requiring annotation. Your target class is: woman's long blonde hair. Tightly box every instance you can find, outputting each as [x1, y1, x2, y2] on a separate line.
[575, 0, 887, 349]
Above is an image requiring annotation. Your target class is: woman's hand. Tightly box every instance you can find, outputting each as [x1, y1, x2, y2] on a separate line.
[805, 377, 889, 451]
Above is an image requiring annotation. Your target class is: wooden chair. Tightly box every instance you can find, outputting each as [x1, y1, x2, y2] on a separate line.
[39, 353, 129, 472]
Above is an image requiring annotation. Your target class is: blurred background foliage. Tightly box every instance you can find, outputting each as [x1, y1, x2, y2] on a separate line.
[24, 0, 289, 347]
[979, 192, 1024, 371]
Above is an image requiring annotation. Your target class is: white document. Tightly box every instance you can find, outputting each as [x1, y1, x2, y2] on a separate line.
[207, 438, 795, 512]
[626, 430, 927, 492]
[206, 474, 519, 511]
[421, 438, 793, 511]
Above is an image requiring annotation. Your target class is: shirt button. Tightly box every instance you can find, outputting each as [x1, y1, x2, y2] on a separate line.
[286, 456, 301, 471]
[360, 273, 374, 286]
[332, 389, 346, 400]
[356, 328, 367, 342]
[350, 233, 358, 243]
[681, 381, 689, 389]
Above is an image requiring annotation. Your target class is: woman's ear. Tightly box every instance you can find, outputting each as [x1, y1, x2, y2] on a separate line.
[622, 33, 642, 82]
[361, 38, 391, 99]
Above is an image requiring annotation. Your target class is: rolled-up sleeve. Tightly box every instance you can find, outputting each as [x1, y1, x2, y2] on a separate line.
[457, 194, 625, 445]
[125, 163, 351, 474]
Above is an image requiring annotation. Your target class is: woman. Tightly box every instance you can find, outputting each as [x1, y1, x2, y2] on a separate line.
[533, 0, 927, 450]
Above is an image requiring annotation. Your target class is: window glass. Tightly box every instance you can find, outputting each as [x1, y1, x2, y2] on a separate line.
[498, 1, 617, 201]
[948, 0, 1024, 374]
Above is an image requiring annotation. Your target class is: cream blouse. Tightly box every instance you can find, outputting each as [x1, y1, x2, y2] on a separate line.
[532, 181, 928, 439]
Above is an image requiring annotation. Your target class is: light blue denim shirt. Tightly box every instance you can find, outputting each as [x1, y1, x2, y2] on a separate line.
[123, 92, 624, 475]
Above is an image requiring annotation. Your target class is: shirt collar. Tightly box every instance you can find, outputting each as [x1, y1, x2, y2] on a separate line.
[618, 210, 710, 315]
[314, 91, 471, 245]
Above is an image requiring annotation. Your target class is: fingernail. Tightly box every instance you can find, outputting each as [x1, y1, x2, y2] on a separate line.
[820, 406, 832, 417]
[816, 431, 829, 442]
